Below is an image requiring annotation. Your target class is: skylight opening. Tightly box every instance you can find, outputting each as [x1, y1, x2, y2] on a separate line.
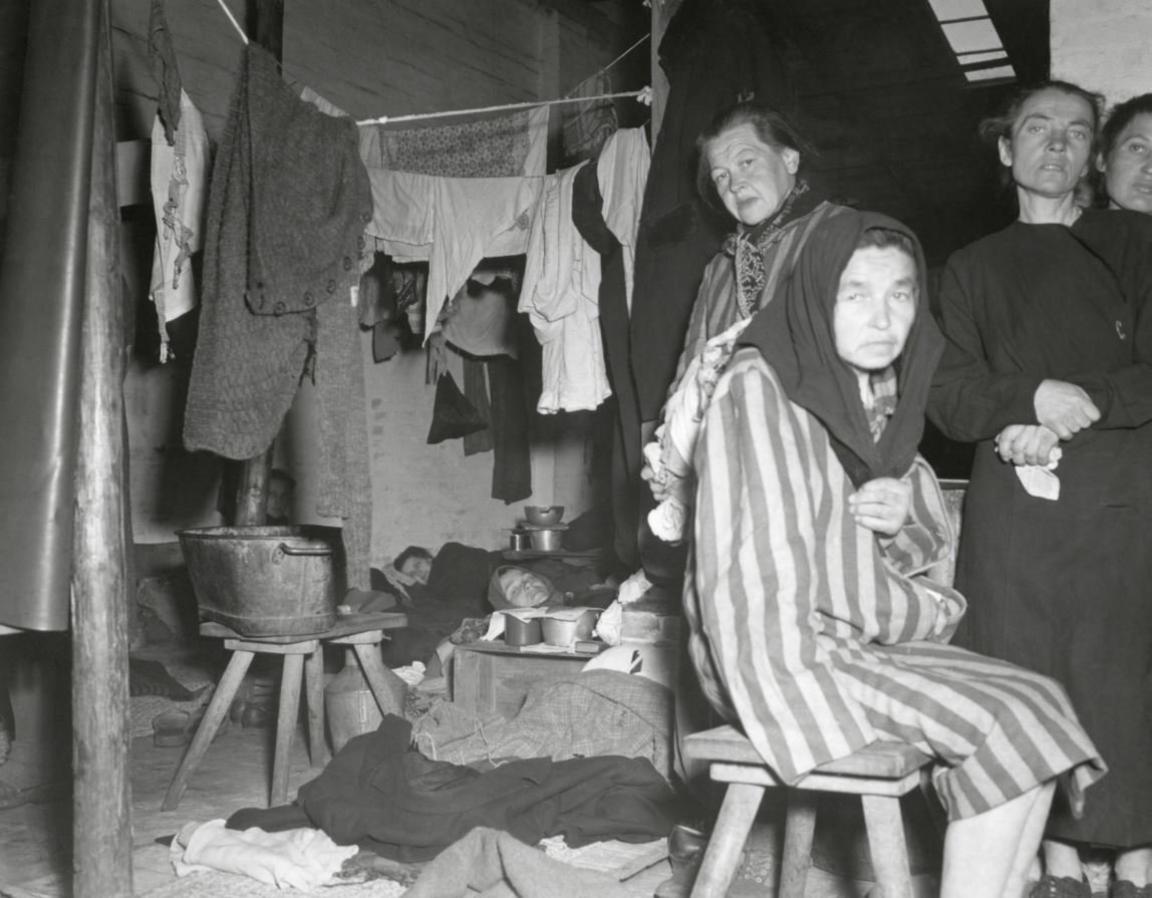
[927, 0, 1016, 84]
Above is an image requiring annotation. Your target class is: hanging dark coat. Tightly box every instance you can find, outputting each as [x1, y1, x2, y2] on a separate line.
[628, 0, 794, 422]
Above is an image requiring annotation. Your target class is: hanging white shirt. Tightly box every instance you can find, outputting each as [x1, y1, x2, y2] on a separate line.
[520, 161, 611, 414]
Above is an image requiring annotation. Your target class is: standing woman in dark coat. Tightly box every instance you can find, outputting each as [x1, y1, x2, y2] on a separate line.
[929, 80, 1152, 898]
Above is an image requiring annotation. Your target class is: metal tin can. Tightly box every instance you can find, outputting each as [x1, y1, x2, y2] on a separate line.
[510, 531, 529, 551]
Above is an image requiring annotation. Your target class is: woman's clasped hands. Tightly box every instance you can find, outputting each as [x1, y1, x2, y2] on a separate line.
[848, 476, 912, 537]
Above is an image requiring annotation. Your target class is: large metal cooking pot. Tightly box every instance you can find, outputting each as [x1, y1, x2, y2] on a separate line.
[177, 526, 342, 637]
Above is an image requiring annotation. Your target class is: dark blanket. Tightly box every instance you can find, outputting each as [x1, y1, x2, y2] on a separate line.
[379, 542, 499, 667]
[228, 715, 676, 862]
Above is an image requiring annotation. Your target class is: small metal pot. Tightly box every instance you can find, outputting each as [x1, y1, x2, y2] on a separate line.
[504, 615, 542, 646]
[510, 531, 530, 551]
[528, 528, 564, 551]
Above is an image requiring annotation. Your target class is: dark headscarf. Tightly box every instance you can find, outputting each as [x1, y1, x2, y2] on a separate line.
[737, 209, 943, 486]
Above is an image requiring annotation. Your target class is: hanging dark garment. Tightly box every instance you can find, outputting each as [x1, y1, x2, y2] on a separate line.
[462, 357, 494, 456]
[629, 0, 794, 420]
[0, 0, 99, 631]
[571, 162, 641, 568]
[486, 353, 532, 504]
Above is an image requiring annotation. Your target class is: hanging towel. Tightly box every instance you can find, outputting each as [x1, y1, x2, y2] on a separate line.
[184, 43, 372, 460]
[362, 105, 548, 177]
[597, 128, 650, 313]
[148, 90, 209, 362]
[562, 70, 618, 163]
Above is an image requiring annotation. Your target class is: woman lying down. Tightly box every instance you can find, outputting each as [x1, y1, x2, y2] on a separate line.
[683, 209, 1105, 898]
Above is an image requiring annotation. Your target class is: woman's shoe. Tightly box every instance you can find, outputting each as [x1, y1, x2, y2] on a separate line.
[1031, 875, 1092, 898]
[1110, 882, 1152, 898]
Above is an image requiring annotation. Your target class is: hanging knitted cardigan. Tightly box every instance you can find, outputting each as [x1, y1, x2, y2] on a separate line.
[184, 44, 372, 459]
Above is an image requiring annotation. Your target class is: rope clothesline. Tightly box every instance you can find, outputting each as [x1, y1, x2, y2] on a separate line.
[355, 88, 651, 127]
[564, 32, 649, 97]
[214, 0, 248, 45]
[211, 0, 651, 128]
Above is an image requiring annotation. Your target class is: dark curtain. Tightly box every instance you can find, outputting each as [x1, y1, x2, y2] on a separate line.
[0, 0, 101, 631]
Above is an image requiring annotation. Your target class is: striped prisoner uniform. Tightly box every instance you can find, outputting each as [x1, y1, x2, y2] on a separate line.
[684, 349, 1105, 820]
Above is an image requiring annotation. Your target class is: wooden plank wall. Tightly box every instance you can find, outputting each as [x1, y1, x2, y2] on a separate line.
[111, 0, 643, 143]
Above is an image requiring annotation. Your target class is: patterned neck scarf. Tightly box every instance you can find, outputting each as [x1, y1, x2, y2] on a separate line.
[724, 179, 816, 316]
[864, 371, 899, 442]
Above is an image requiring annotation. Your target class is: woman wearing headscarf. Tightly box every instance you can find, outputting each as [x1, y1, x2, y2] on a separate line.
[928, 80, 1152, 897]
[687, 208, 1103, 898]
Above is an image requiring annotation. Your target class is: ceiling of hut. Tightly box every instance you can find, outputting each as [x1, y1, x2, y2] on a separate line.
[761, 0, 1050, 266]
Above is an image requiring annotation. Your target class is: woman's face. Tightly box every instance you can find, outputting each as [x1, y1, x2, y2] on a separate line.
[833, 246, 918, 376]
[998, 88, 1094, 201]
[399, 555, 431, 584]
[705, 122, 799, 226]
[1100, 111, 1152, 213]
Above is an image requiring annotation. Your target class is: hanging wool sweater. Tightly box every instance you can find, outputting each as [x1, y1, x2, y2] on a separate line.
[184, 44, 372, 460]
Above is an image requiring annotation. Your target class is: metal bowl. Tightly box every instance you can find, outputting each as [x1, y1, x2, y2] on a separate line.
[524, 505, 565, 526]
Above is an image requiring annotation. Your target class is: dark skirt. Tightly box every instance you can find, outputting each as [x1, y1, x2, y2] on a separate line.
[955, 431, 1152, 847]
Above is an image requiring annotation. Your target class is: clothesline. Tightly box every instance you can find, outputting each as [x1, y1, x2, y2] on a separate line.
[210, 0, 651, 128]
[563, 33, 649, 98]
[355, 89, 651, 127]
[214, 0, 248, 45]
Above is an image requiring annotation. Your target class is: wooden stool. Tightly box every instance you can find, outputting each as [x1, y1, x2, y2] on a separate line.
[161, 611, 407, 811]
[683, 725, 932, 898]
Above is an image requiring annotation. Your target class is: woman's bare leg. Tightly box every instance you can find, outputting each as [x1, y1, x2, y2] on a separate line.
[1042, 839, 1084, 880]
[1004, 782, 1056, 896]
[1114, 846, 1152, 888]
[940, 782, 1054, 898]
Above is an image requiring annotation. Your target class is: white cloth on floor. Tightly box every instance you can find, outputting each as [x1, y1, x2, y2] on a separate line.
[149, 90, 209, 361]
[170, 818, 358, 891]
[364, 167, 541, 341]
[520, 162, 611, 413]
[596, 127, 650, 313]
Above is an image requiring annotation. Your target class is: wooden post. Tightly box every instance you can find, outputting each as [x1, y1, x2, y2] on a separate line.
[71, 0, 132, 894]
[233, 0, 285, 527]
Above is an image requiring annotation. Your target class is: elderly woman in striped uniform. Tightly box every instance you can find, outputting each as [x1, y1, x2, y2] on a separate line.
[684, 208, 1104, 898]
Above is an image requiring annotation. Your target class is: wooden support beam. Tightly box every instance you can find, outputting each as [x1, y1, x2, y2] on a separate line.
[72, 0, 132, 894]
[233, 0, 284, 527]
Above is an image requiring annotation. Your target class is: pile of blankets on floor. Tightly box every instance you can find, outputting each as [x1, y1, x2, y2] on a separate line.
[226, 714, 677, 863]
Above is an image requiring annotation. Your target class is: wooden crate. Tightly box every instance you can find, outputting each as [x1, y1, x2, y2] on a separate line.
[450, 642, 591, 718]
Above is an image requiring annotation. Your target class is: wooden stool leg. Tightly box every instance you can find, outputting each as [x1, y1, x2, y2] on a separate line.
[270, 653, 305, 807]
[690, 781, 764, 898]
[779, 789, 818, 898]
[303, 648, 327, 768]
[862, 794, 914, 898]
[162, 649, 255, 811]
[351, 642, 404, 716]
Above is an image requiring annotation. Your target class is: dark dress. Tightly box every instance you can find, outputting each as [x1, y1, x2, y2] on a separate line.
[928, 209, 1152, 847]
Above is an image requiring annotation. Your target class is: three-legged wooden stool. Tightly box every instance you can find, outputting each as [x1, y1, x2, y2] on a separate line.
[683, 725, 932, 898]
[161, 611, 407, 811]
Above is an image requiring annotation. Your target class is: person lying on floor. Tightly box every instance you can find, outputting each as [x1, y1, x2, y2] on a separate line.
[682, 209, 1105, 898]
[370, 545, 434, 607]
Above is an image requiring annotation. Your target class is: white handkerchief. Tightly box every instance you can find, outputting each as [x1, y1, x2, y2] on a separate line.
[1015, 465, 1060, 500]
